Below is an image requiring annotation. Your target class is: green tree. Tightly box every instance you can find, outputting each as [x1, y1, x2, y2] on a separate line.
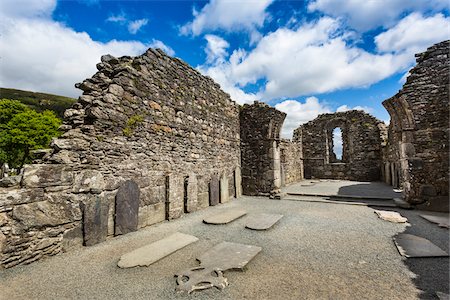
[0, 99, 61, 168]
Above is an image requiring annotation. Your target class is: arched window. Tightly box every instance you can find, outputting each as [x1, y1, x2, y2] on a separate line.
[332, 127, 343, 161]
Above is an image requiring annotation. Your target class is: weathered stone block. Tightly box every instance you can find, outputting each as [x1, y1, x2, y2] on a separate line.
[186, 174, 198, 212]
[62, 225, 83, 251]
[12, 199, 81, 229]
[22, 164, 73, 188]
[81, 194, 109, 246]
[0, 188, 45, 210]
[166, 175, 184, 220]
[138, 203, 165, 228]
[115, 180, 140, 235]
[220, 176, 229, 203]
[73, 170, 105, 194]
[209, 175, 220, 206]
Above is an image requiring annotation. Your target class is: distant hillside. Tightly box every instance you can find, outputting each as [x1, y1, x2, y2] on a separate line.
[0, 88, 77, 119]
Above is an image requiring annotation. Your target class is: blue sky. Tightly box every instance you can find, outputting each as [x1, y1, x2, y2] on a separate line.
[0, 0, 449, 137]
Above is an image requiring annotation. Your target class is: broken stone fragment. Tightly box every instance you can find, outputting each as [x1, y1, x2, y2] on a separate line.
[374, 210, 408, 223]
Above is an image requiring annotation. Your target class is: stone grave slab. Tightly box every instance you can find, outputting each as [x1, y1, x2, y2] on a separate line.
[81, 195, 109, 246]
[115, 180, 140, 236]
[393, 234, 448, 258]
[203, 210, 247, 225]
[245, 213, 283, 230]
[436, 292, 450, 300]
[175, 241, 262, 293]
[374, 210, 408, 223]
[209, 176, 220, 206]
[420, 215, 449, 229]
[117, 232, 198, 268]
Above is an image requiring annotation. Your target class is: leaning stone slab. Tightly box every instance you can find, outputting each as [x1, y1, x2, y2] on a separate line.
[175, 241, 262, 293]
[374, 210, 408, 223]
[203, 210, 247, 225]
[420, 214, 450, 229]
[393, 234, 448, 258]
[245, 213, 283, 230]
[115, 180, 140, 236]
[117, 232, 198, 268]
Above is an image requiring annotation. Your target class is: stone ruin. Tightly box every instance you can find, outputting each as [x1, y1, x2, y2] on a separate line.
[0, 41, 448, 268]
[294, 110, 386, 181]
[382, 40, 449, 211]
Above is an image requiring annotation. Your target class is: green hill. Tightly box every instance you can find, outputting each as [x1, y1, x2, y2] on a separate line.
[0, 88, 77, 119]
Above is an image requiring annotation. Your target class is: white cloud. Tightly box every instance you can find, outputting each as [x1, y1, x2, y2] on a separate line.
[275, 97, 332, 138]
[375, 13, 450, 54]
[308, 0, 449, 31]
[180, 0, 274, 36]
[226, 17, 411, 100]
[0, 0, 56, 18]
[149, 39, 175, 56]
[336, 105, 372, 113]
[204, 34, 230, 64]
[128, 18, 148, 34]
[0, 4, 172, 98]
[106, 14, 127, 24]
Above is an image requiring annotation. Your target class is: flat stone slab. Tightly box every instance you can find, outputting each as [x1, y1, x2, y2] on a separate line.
[374, 210, 408, 223]
[175, 241, 262, 293]
[393, 234, 448, 258]
[245, 213, 283, 230]
[203, 209, 247, 225]
[420, 215, 449, 229]
[436, 292, 450, 300]
[117, 232, 198, 268]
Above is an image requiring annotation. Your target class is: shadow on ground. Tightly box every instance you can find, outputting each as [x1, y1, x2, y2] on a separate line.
[375, 207, 449, 300]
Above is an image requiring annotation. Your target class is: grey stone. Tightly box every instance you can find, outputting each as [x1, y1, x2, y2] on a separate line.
[209, 175, 220, 206]
[220, 176, 229, 203]
[73, 170, 105, 193]
[203, 209, 246, 225]
[22, 164, 73, 188]
[12, 200, 81, 229]
[81, 195, 109, 246]
[394, 233, 448, 258]
[115, 180, 140, 236]
[245, 213, 283, 230]
[117, 232, 198, 268]
[175, 241, 262, 293]
[420, 214, 450, 229]
[0, 176, 21, 188]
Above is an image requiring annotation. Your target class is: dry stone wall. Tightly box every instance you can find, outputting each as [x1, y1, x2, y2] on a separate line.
[0, 48, 242, 268]
[294, 110, 385, 181]
[240, 102, 286, 196]
[382, 41, 449, 212]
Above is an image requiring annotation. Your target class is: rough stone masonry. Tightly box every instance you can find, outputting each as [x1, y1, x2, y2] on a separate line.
[0, 40, 448, 269]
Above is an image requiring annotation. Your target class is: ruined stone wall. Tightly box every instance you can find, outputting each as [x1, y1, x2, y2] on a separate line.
[280, 139, 303, 186]
[382, 41, 449, 212]
[294, 110, 384, 181]
[0, 48, 242, 268]
[240, 102, 286, 196]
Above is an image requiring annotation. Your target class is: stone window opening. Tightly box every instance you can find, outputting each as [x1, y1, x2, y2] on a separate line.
[332, 127, 343, 162]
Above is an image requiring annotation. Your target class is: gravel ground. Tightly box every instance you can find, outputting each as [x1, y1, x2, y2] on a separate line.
[0, 196, 422, 300]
